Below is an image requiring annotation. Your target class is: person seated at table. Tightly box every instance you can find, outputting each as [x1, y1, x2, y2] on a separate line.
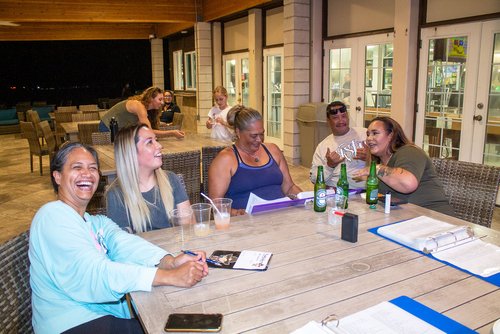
[205, 86, 233, 142]
[208, 105, 302, 215]
[106, 124, 191, 233]
[29, 141, 208, 334]
[160, 90, 181, 124]
[310, 101, 368, 189]
[99, 86, 184, 139]
[353, 116, 455, 216]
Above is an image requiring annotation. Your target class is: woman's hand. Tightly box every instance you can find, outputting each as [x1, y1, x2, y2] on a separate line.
[153, 251, 208, 287]
[231, 208, 246, 216]
[352, 166, 369, 182]
[206, 118, 214, 129]
[168, 130, 185, 139]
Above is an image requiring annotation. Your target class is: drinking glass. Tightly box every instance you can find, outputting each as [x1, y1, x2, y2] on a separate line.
[327, 194, 347, 225]
[212, 198, 232, 230]
[170, 208, 194, 246]
[191, 203, 212, 237]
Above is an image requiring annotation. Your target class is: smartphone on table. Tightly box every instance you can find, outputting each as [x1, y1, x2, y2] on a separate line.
[164, 313, 223, 332]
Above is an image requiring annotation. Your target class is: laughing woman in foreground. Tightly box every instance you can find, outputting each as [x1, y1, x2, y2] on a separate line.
[29, 142, 208, 334]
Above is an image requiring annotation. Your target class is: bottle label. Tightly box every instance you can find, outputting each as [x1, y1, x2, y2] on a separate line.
[315, 189, 326, 207]
[368, 189, 378, 201]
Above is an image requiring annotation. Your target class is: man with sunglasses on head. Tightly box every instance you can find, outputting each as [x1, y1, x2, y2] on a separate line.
[310, 101, 368, 189]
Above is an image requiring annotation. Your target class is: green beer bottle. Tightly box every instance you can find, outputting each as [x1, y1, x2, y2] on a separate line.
[314, 166, 327, 212]
[337, 163, 349, 209]
[366, 161, 379, 209]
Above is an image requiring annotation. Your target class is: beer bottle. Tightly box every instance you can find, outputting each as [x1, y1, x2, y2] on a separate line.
[336, 163, 349, 209]
[366, 161, 379, 209]
[314, 166, 327, 212]
[109, 117, 118, 143]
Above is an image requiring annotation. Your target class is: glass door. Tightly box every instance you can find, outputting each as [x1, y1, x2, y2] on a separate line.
[263, 48, 283, 147]
[415, 20, 499, 165]
[324, 33, 394, 128]
[223, 53, 249, 107]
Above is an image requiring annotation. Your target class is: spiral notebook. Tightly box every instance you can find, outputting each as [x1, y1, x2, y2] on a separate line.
[369, 216, 500, 286]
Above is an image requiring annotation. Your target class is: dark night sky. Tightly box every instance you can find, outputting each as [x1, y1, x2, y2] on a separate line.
[0, 40, 154, 106]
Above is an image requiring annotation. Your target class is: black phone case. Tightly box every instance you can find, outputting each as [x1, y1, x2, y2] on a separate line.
[341, 213, 358, 243]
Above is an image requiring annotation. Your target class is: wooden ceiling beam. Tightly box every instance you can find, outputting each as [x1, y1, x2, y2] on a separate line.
[0, 1, 196, 23]
[156, 23, 195, 39]
[201, 0, 273, 21]
[0, 23, 158, 41]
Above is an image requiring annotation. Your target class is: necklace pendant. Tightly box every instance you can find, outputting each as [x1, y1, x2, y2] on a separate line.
[254, 157, 259, 162]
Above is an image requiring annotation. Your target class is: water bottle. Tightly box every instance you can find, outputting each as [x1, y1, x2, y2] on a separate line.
[109, 117, 118, 143]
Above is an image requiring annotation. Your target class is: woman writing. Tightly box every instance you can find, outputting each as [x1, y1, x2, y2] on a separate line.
[208, 105, 302, 215]
[100, 86, 184, 139]
[106, 124, 190, 233]
[29, 142, 207, 333]
[205, 86, 233, 142]
[354, 116, 454, 216]
[160, 90, 181, 124]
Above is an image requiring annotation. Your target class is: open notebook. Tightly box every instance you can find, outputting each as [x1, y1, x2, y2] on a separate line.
[370, 216, 500, 286]
[291, 296, 475, 334]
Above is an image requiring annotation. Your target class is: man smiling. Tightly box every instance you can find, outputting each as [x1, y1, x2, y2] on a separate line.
[310, 101, 368, 189]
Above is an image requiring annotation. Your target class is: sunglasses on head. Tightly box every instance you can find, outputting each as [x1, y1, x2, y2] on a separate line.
[327, 106, 347, 115]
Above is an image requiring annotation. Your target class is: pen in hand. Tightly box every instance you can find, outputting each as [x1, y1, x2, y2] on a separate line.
[182, 250, 222, 267]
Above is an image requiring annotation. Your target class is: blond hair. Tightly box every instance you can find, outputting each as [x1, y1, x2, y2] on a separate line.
[107, 124, 174, 233]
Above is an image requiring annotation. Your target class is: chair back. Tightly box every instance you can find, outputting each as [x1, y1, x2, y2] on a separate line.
[77, 123, 100, 145]
[91, 132, 111, 145]
[39, 120, 57, 158]
[79, 104, 98, 111]
[54, 111, 77, 144]
[57, 106, 78, 112]
[72, 112, 99, 122]
[0, 231, 33, 334]
[201, 146, 226, 194]
[20, 121, 43, 155]
[172, 113, 184, 128]
[162, 150, 201, 204]
[431, 158, 500, 227]
[26, 110, 43, 138]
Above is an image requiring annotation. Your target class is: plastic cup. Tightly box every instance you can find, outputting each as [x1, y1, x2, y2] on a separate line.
[191, 203, 212, 237]
[327, 194, 347, 225]
[169, 208, 194, 245]
[212, 198, 232, 230]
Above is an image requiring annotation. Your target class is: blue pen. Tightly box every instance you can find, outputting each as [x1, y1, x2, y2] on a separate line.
[182, 250, 223, 267]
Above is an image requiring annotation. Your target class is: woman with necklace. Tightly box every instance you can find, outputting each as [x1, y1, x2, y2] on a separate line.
[106, 124, 190, 233]
[354, 116, 454, 216]
[208, 105, 302, 215]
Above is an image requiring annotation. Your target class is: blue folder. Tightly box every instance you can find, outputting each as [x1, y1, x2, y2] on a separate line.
[389, 296, 476, 333]
[369, 222, 500, 287]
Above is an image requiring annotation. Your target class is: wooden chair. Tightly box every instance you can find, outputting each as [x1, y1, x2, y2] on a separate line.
[39, 120, 57, 159]
[162, 150, 201, 204]
[79, 104, 98, 111]
[54, 111, 77, 145]
[0, 231, 33, 334]
[20, 121, 50, 175]
[72, 112, 99, 122]
[172, 113, 184, 129]
[91, 132, 111, 145]
[431, 157, 500, 228]
[26, 109, 44, 144]
[78, 123, 100, 145]
[56, 106, 78, 112]
[201, 145, 226, 194]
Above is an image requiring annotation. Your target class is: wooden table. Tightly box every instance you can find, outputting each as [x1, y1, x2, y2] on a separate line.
[60, 120, 101, 142]
[94, 133, 227, 179]
[130, 197, 500, 334]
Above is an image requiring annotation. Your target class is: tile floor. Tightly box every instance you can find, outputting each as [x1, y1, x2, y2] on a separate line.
[0, 132, 498, 244]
